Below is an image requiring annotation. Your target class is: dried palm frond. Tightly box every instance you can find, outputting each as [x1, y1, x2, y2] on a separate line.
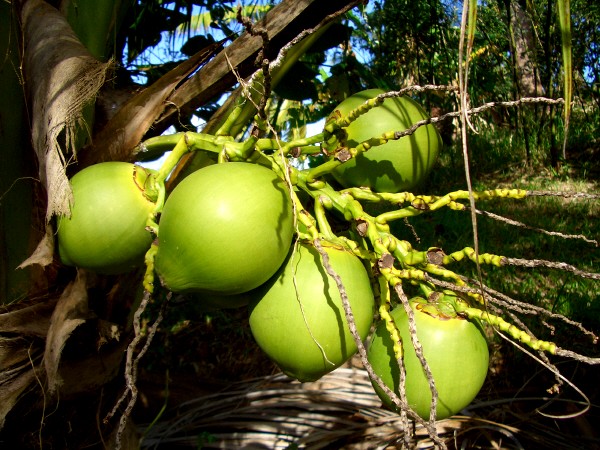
[140, 365, 599, 449]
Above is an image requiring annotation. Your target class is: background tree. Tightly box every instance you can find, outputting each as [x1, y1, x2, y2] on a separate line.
[350, 0, 599, 169]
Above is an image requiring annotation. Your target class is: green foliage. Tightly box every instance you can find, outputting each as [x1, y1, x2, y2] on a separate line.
[0, 2, 40, 304]
[412, 155, 600, 333]
[99, 0, 598, 173]
[343, 0, 599, 171]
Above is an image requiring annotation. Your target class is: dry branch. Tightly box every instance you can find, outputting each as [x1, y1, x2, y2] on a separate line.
[152, 0, 359, 136]
[79, 43, 224, 167]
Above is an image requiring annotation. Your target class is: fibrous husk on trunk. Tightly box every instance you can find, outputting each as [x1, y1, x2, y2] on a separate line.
[0, 270, 128, 430]
[43, 271, 126, 396]
[0, 298, 56, 429]
[0, 366, 37, 431]
[43, 271, 93, 393]
[2, 1, 120, 427]
[21, 0, 110, 225]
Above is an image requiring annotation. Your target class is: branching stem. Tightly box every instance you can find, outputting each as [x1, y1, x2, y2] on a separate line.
[312, 239, 446, 448]
[104, 292, 168, 450]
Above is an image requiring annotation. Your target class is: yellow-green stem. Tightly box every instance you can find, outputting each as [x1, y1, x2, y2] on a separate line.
[215, 99, 247, 136]
[460, 306, 558, 353]
[443, 247, 506, 267]
[314, 196, 336, 241]
[143, 243, 158, 293]
[378, 274, 403, 361]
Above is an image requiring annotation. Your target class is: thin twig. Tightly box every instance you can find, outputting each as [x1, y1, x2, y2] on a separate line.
[105, 291, 169, 450]
[555, 348, 600, 364]
[493, 332, 593, 418]
[504, 257, 600, 280]
[394, 283, 441, 438]
[425, 273, 598, 343]
[502, 309, 563, 391]
[473, 208, 598, 246]
[456, 0, 487, 331]
[326, 96, 570, 164]
[104, 291, 153, 424]
[527, 190, 600, 200]
[388, 97, 565, 142]
[237, 8, 270, 119]
[247, 0, 364, 88]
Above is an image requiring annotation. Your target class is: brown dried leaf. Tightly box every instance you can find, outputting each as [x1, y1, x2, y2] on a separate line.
[17, 223, 55, 269]
[0, 331, 44, 431]
[0, 298, 57, 337]
[54, 337, 127, 398]
[0, 337, 35, 368]
[44, 271, 94, 393]
[0, 368, 36, 430]
[80, 41, 224, 166]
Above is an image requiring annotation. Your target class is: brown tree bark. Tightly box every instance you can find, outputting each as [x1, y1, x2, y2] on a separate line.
[510, 0, 543, 98]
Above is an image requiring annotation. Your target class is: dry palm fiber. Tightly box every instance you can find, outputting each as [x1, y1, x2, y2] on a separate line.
[140, 366, 600, 449]
[19, 0, 110, 268]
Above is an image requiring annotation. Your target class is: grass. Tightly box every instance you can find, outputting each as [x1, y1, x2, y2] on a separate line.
[412, 124, 600, 326]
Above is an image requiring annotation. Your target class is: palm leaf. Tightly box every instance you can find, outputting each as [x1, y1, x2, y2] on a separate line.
[140, 367, 598, 449]
[160, 0, 359, 182]
[178, 4, 273, 36]
[557, 0, 572, 159]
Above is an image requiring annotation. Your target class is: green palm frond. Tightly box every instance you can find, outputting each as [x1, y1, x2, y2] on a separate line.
[557, 0, 572, 159]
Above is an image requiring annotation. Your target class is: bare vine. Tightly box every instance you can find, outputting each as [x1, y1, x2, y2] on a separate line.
[350, 96, 567, 145]
[426, 274, 598, 343]
[473, 207, 598, 246]
[504, 257, 600, 280]
[527, 190, 600, 200]
[105, 291, 169, 449]
[313, 238, 447, 448]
